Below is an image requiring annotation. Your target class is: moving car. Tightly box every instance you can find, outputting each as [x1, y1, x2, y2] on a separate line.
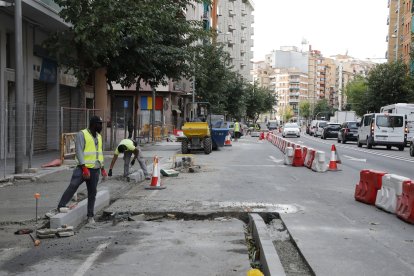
[321, 123, 341, 139]
[337, 121, 359, 144]
[357, 113, 406, 150]
[267, 120, 278, 131]
[282, 123, 300, 138]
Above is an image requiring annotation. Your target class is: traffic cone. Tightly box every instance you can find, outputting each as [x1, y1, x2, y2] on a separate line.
[328, 144, 341, 171]
[145, 156, 166, 190]
[224, 133, 232, 146]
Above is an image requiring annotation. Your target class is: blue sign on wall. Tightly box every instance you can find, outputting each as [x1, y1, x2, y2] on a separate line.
[39, 58, 57, 83]
[124, 100, 128, 108]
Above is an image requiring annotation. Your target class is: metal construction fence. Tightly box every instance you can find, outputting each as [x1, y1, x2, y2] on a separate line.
[1, 105, 174, 179]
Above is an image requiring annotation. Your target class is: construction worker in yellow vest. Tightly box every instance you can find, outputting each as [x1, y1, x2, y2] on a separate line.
[57, 116, 107, 225]
[234, 120, 241, 141]
[107, 138, 150, 180]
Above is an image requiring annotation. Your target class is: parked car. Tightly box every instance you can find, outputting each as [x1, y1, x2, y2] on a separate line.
[282, 123, 300, 138]
[309, 120, 326, 136]
[357, 113, 406, 150]
[314, 121, 328, 137]
[337, 121, 359, 144]
[321, 123, 341, 139]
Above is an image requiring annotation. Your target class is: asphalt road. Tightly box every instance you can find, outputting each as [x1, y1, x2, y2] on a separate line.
[2, 134, 414, 275]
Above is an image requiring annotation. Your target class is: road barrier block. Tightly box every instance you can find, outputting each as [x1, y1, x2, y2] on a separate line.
[355, 170, 386, 205]
[292, 147, 304, 167]
[311, 151, 327, 172]
[301, 147, 308, 165]
[304, 148, 316, 169]
[376, 174, 409, 213]
[396, 180, 414, 223]
[284, 147, 294, 165]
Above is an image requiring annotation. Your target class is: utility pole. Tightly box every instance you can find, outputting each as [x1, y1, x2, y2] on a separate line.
[15, 0, 24, 173]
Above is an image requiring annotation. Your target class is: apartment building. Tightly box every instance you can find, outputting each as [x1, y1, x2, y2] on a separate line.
[0, 0, 84, 160]
[215, 0, 254, 81]
[387, 0, 412, 64]
[271, 69, 308, 123]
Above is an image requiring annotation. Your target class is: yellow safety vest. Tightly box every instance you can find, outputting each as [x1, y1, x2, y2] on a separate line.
[234, 122, 240, 132]
[80, 129, 104, 168]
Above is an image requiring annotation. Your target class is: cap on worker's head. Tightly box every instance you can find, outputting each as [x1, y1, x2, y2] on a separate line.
[90, 116, 103, 125]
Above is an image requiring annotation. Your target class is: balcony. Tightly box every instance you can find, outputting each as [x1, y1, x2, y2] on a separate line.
[228, 24, 236, 31]
[229, 8, 235, 17]
[289, 98, 299, 103]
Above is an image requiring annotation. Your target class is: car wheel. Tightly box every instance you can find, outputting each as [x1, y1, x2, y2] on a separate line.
[297, 135, 300, 138]
[386, 145, 392, 150]
[357, 137, 362, 148]
[367, 137, 372, 149]
[398, 145, 404, 151]
[410, 143, 414, 157]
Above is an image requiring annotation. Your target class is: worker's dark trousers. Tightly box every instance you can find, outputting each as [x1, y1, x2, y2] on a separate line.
[58, 166, 100, 217]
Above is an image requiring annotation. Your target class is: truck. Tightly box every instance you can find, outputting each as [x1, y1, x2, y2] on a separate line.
[380, 103, 414, 143]
[330, 111, 357, 124]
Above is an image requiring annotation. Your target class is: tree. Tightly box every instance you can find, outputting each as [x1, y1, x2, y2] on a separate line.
[193, 44, 235, 114]
[245, 83, 275, 123]
[345, 75, 368, 116]
[313, 99, 332, 119]
[299, 101, 311, 120]
[47, 0, 207, 87]
[279, 106, 294, 123]
[365, 61, 414, 112]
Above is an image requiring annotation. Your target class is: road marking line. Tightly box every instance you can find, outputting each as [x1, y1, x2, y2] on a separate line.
[269, 156, 283, 163]
[73, 242, 111, 276]
[343, 155, 366, 162]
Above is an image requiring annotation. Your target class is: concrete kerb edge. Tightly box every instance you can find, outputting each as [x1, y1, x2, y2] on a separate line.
[249, 213, 286, 276]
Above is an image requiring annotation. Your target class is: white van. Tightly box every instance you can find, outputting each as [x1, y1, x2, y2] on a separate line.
[380, 103, 414, 143]
[357, 113, 406, 150]
[314, 121, 328, 137]
[309, 120, 325, 136]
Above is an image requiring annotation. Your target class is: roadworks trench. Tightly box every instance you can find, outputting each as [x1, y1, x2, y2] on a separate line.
[99, 211, 314, 276]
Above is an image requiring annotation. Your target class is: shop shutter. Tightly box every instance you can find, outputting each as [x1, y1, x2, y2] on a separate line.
[33, 80, 47, 152]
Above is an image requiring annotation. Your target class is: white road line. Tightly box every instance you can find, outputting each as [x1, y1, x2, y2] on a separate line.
[343, 155, 366, 162]
[269, 156, 283, 163]
[73, 242, 111, 276]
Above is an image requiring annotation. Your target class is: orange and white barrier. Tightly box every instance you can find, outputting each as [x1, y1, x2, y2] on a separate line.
[304, 148, 316, 169]
[145, 156, 166, 190]
[375, 174, 409, 213]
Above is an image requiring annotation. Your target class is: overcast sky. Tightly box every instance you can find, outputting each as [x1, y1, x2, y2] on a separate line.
[252, 0, 389, 62]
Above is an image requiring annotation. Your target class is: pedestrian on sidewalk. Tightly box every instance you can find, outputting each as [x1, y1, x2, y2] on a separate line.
[57, 116, 107, 225]
[108, 138, 150, 180]
[234, 120, 241, 142]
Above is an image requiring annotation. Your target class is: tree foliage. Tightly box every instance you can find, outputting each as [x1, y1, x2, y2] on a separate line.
[313, 99, 332, 119]
[245, 83, 275, 122]
[365, 62, 414, 112]
[299, 101, 311, 119]
[345, 75, 368, 116]
[47, 0, 207, 87]
[345, 62, 414, 116]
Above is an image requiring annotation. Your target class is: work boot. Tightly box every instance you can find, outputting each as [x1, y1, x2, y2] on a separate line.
[145, 175, 151, 180]
[87, 217, 95, 224]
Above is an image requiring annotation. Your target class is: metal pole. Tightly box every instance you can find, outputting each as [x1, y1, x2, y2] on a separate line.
[15, 0, 24, 174]
[152, 87, 155, 142]
[3, 106, 6, 178]
[28, 102, 36, 168]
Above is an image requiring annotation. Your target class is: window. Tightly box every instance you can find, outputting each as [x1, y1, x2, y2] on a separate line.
[363, 115, 372, 126]
[376, 115, 403, 127]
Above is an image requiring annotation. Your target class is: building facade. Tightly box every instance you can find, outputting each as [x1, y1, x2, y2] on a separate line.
[215, 0, 254, 81]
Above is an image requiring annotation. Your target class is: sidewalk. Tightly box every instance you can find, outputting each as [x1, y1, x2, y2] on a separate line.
[0, 142, 181, 224]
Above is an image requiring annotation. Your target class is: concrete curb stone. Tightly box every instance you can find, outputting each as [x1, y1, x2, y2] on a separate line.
[249, 213, 286, 276]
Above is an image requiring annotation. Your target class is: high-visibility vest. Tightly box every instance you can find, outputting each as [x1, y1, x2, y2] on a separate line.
[79, 129, 104, 168]
[234, 122, 240, 132]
